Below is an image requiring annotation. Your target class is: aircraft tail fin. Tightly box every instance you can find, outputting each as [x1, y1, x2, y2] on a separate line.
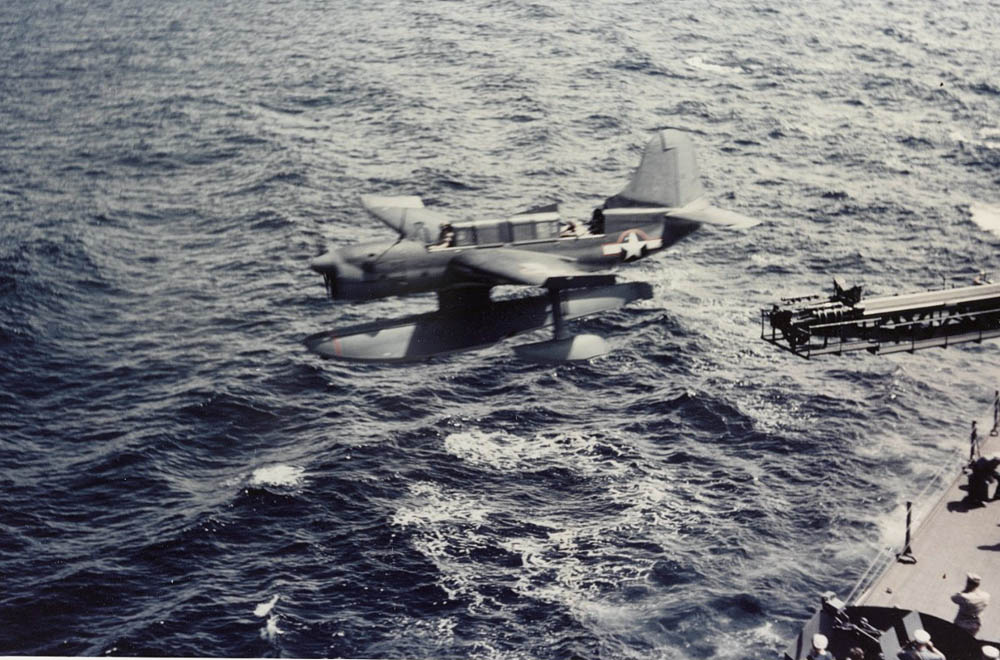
[604, 129, 759, 229]
[606, 129, 705, 209]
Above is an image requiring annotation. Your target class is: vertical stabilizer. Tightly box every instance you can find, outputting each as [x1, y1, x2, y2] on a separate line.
[607, 129, 705, 208]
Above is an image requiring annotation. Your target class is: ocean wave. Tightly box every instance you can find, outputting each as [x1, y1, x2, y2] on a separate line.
[5, 0, 1000, 657]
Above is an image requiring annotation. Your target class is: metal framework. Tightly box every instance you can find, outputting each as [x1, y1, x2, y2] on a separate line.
[762, 282, 1000, 358]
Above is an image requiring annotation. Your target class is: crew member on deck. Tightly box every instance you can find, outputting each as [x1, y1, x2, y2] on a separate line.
[965, 457, 1000, 507]
[807, 634, 833, 660]
[951, 573, 990, 637]
[898, 629, 945, 660]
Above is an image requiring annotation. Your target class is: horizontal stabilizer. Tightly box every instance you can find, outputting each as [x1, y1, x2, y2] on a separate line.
[360, 195, 450, 242]
[304, 281, 653, 362]
[666, 198, 759, 229]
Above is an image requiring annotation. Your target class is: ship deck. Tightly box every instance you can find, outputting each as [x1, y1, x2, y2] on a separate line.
[854, 430, 1000, 639]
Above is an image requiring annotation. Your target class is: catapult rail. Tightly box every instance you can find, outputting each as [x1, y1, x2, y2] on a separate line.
[762, 282, 1000, 358]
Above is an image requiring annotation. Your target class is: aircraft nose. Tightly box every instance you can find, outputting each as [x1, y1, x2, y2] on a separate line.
[311, 251, 343, 299]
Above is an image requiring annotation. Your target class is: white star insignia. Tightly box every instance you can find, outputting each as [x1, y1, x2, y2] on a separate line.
[620, 232, 645, 260]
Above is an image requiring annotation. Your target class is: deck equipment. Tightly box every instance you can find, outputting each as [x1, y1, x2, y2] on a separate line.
[762, 279, 1000, 358]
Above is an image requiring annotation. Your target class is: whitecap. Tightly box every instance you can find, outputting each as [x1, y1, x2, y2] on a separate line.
[260, 613, 282, 641]
[389, 481, 496, 610]
[249, 464, 305, 488]
[254, 594, 279, 617]
[391, 481, 489, 527]
[685, 55, 739, 74]
[949, 128, 1000, 149]
[710, 621, 787, 658]
[980, 127, 1000, 142]
[393, 442, 702, 637]
[442, 428, 629, 479]
[442, 430, 525, 472]
[970, 201, 1000, 239]
[950, 129, 969, 144]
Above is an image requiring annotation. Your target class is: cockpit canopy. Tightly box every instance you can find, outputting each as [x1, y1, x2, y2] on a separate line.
[433, 205, 563, 248]
[450, 216, 560, 247]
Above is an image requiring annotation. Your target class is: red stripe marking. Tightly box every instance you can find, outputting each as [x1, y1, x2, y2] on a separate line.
[600, 227, 654, 249]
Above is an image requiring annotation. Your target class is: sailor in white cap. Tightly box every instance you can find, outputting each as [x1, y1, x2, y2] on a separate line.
[982, 646, 999, 659]
[952, 572, 990, 637]
[807, 633, 834, 660]
[899, 629, 945, 660]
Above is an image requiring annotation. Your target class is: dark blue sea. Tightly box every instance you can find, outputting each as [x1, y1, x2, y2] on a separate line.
[3, 0, 1000, 657]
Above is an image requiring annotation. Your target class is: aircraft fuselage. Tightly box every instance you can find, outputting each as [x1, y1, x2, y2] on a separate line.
[311, 215, 700, 300]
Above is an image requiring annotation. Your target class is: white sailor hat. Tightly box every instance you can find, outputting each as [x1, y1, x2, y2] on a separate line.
[914, 630, 932, 644]
[812, 634, 828, 650]
[968, 573, 982, 584]
[983, 646, 999, 659]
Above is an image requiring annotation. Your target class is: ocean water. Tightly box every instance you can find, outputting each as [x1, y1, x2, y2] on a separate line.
[2, 0, 1000, 657]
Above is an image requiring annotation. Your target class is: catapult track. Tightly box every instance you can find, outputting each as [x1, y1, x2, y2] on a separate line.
[762, 282, 1000, 358]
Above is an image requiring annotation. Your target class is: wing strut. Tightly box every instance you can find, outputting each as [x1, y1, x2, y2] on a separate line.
[551, 288, 568, 340]
[511, 284, 611, 362]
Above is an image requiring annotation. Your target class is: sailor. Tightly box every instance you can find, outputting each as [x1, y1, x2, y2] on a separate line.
[433, 223, 455, 249]
[965, 457, 1000, 507]
[807, 633, 834, 660]
[898, 629, 945, 660]
[846, 648, 865, 660]
[988, 456, 1000, 500]
[560, 219, 582, 238]
[589, 208, 605, 235]
[951, 573, 990, 637]
[973, 270, 992, 285]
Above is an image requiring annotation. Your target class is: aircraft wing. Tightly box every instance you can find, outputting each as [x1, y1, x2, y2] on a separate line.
[666, 197, 759, 229]
[450, 248, 615, 289]
[360, 195, 451, 243]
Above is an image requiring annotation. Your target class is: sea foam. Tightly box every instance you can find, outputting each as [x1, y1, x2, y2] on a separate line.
[249, 464, 305, 488]
[970, 201, 1000, 239]
[253, 594, 279, 618]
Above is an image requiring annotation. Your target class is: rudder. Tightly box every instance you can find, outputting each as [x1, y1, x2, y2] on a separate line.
[606, 129, 705, 209]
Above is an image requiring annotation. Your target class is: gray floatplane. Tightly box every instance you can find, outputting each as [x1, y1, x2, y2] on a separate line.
[306, 129, 758, 362]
